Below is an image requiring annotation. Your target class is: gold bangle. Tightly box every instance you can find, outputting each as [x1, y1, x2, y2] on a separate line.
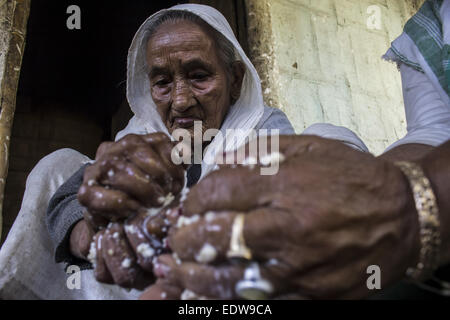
[394, 161, 441, 281]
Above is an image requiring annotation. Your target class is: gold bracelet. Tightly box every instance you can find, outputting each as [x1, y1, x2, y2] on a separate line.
[394, 161, 441, 281]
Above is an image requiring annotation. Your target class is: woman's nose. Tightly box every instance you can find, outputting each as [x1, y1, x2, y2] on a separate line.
[172, 80, 195, 112]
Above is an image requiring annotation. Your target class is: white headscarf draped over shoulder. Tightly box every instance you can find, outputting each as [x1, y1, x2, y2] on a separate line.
[116, 4, 265, 178]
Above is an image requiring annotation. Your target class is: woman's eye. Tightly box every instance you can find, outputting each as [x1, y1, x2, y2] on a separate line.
[155, 79, 170, 86]
[191, 73, 208, 81]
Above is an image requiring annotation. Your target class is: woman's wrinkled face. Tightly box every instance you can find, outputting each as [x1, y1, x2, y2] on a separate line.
[146, 20, 241, 138]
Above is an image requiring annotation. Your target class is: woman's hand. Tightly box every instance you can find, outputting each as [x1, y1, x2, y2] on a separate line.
[77, 132, 185, 228]
[142, 135, 420, 299]
[88, 205, 181, 289]
[69, 218, 96, 260]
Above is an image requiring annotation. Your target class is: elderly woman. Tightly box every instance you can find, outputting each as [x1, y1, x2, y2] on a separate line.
[51, 5, 299, 289]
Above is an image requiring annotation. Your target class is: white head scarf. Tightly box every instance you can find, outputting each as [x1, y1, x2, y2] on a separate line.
[116, 4, 265, 178]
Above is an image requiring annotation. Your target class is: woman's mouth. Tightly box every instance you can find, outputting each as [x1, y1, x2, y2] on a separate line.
[174, 117, 199, 128]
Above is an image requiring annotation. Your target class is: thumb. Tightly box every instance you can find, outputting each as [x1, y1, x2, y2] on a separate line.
[182, 166, 272, 216]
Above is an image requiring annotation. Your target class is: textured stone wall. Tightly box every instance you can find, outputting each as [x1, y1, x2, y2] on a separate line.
[247, 0, 424, 155]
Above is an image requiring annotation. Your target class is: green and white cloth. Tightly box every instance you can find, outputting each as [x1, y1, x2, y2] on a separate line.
[383, 0, 450, 151]
[384, 0, 450, 102]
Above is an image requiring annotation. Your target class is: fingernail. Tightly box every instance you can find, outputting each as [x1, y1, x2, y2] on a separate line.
[153, 262, 171, 278]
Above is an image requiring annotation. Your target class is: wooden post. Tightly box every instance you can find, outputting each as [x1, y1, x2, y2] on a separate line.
[244, 0, 279, 109]
[0, 0, 31, 239]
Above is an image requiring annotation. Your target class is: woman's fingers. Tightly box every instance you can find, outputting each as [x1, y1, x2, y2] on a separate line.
[153, 254, 286, 299]
[169, 208, 290, 264]
[101, 224, 139, 287]
[83, 157, 166, 208]
[151, 138, 187, 181]
[78, 184, 140, 220]
[95, 134, 146, 160]
[168, 212, 235, 263]
[82, 134, 184, 214]
[127, 145, 184, 196]
[139, 279, 183, 300]
[101, 223, 153, 289]
[80, 132, 186, 223]
[126, 132, 184, 186]
[91, 222, 157, 290]
[182, 166, 272, 216]
[124, 213, 166, 273]
[124, 222, 155, 272]
[92, 230, 114, 284]
[141, 132, 172, 145]
[154, 254, 244, 299]
[126, 146, 169, 183]
[101, 159, 166, 207]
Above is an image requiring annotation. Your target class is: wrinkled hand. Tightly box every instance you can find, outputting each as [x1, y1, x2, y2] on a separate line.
[77, 132, 185, 228]
[71, 132, 186, 289]
[88, 205, 181, 289]
[142, 135, 420, 299]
